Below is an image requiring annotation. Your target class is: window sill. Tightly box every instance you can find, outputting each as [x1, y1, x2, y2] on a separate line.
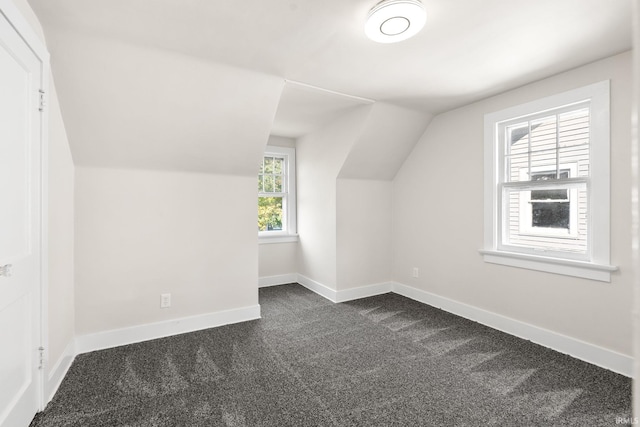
[479, 249, 617, 282]
[259, 234, 299, 244]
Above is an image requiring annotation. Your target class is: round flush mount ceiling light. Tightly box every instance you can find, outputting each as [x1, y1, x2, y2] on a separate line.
[365, 0, 426, 43]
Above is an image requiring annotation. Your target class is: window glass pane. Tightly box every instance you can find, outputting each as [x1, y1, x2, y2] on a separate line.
[264, 157, 273, 174]
[273, 157, 283, 174]
[506, 152, 529, 182]
[531, 201, 570, 229]
[502, 183, 587, 254]
[530, 169, 568, 200]
[258, 158, 264, 174]
[258, 196, 283, 232]
[558, 145, 589, 177]
[263, 175, 274, 192]
[531, 188, 568, 200]
[531, 170, 569, 182]
[274, 175, 282, 192]
[530, 148, 557, 174]
[258, 174, 264, 192]
[507, 123, 529, 156]
[558, 108, 589, 148]
[529, 116, 557, 151]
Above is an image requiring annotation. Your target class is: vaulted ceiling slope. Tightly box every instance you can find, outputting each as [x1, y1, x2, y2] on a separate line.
[40, 30, 284, 175]
[27, 0, 632, 174]
[338, 103, 432, 180]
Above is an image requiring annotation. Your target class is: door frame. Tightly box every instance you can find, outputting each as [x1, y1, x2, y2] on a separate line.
[0, 0, 49, 412]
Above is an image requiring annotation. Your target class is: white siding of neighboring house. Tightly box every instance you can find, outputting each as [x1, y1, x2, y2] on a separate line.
[505, 108, 590, 253]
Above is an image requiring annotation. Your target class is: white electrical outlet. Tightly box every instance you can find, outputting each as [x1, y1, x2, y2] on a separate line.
[160, 293, 171, 308]
[412, 267, 419, 278]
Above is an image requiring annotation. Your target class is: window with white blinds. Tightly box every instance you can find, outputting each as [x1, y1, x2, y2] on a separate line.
[482, 81, 616, 281]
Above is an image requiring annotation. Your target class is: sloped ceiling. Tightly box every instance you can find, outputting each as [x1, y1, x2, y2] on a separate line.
[42, 30, 283, 175]
[27, 0, 632, 174]
[271, 80, 373, 138]
[338, 103, 432, 180]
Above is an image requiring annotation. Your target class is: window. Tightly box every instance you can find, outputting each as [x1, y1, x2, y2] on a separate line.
[482, 81, 616, 281]
[258, 146, 297, 243]
[506, 109, 587, 249]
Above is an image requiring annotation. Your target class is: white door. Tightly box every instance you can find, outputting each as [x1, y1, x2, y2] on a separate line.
[0, 9, 43, 427]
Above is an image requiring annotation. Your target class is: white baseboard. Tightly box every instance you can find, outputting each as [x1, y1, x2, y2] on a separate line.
[392, 282, 633, 377]
[297, 274, 392, 303]
[334, 282, 393, 303]
[297, 274, 339, 302]
[258, 273, 298, 288]
[75, 305, 261, 355]
[45, 339, 76, 403]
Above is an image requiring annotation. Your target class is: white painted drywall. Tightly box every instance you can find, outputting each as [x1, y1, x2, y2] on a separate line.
[11, 0, 76, 390]
[266, 135, 296, 149]
[74, 167, 258, 335]
[46, 80, 75, 373]
[393, 51, 634, 356]
[337, 179, 392, 290]
[333, 104, 429, 289]
[296, 106, 372, 289]
[271, 81, 373, 139]
[41, 29, 283, 175]
[338, 102, 432, 180]
[259, 242, 298, 279]
[297, 102, 429, 291]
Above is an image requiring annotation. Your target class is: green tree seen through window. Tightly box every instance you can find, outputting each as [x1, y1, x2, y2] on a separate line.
[258, 196, 283, 231]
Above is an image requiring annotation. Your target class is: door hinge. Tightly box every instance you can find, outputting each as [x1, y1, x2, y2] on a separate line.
[38, 346, 45, 370]
[38, 89, 46, 112]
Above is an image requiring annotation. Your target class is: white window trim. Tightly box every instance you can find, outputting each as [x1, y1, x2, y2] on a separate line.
[482, 80, 617, 281]
[258, 145, 298, 244]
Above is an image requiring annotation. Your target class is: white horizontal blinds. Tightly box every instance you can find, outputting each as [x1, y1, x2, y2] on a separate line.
[501, 103, 590, 256]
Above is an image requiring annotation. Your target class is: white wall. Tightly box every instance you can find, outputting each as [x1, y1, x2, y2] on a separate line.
[632, 0, 639, 414]
[333, 103, 429, 291]
[74, 167, 258, 335]
[259, 243, 297, 279]
[46, 81, 75, 373]
[266, 134, 296, 149]
[296, 106, 371, 288]
[10, 0, 76, 394]
[337, 179, 392, 289]
[297, 102, 429, 291]
[393, 51, 634, 356]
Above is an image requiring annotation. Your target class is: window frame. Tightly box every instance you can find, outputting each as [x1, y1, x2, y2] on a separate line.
[258, 145, 297, 243]
[481, 80, 617, 281]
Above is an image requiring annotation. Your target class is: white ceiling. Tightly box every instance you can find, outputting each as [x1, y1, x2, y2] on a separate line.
[26, 0, 633, 172]
[29, 0, 632, 113]
[271, 81, 373, 138]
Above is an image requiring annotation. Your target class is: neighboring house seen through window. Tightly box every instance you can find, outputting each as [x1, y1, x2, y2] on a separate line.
[506, 109, 587, 249]
[481, 81, 616, 281]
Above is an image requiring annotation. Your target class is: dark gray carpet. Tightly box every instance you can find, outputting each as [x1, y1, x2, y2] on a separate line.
[31, 284, 632, 426]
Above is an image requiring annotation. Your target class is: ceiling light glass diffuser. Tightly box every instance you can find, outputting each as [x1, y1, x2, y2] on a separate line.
[365, 0, 426, 43]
